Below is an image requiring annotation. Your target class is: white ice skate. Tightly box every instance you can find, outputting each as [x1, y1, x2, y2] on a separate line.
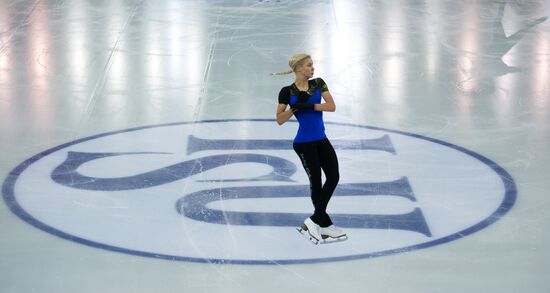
[296, 218, 323, 245]
[297, 219, 348, 244]
[320, 225, 348, 243]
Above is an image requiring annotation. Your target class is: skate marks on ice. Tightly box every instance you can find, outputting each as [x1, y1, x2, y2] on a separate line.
[434, 1, 548, 91]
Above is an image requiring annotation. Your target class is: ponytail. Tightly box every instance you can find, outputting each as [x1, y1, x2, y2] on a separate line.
[270, 70, 293, 76]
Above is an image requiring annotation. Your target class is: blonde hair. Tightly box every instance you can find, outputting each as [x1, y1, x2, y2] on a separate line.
[270, 53, 311, 75]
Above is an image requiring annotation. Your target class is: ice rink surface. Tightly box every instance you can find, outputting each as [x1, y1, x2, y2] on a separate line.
[1, 0, 549, 292]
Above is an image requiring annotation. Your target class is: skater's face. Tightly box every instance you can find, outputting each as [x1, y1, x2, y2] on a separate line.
[295, 58, 314, 78]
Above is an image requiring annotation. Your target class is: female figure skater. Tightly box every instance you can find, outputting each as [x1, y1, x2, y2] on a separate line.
[274, 53, 346, 243]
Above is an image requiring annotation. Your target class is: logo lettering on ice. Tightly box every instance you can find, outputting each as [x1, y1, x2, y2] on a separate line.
[2, 120, 516, 264]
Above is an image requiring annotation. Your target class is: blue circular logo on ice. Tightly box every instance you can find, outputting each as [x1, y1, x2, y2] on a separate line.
[2, 119, 516, 264]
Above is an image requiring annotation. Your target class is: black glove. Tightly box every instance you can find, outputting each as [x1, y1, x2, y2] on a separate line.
[297, 91, 310, 103]
[292, 103, 314, 111]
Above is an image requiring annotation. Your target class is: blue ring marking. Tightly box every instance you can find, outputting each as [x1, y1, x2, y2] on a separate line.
[1, 119, 517, 265]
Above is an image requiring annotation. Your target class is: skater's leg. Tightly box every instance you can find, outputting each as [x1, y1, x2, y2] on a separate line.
[317, 138, 340, 227]
[293, 141, 323, 225]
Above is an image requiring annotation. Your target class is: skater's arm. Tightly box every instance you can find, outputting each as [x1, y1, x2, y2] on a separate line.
[277, 104, 295, 125]
[313, 90, 336, 112]
[277, 86, 295, 125]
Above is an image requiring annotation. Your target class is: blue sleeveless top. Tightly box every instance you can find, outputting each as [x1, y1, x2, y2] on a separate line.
[278, 78, 329, 143]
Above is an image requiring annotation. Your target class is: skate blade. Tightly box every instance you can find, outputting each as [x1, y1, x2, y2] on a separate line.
[296, 226, 321, 245]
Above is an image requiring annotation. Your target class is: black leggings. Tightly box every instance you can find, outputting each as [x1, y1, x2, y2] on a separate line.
[293, 138, 339, 228]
